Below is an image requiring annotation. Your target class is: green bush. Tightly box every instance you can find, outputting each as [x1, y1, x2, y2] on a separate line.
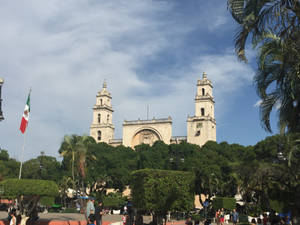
[130, 169, 195, 212]
[212, 197, 236, 210]
[0, 179, 59, 197]
[103, 193, 127, 208]
[40, 196, 55, 206]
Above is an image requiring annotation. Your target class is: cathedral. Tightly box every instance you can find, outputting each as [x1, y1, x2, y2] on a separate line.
[90, 72, 216, 148]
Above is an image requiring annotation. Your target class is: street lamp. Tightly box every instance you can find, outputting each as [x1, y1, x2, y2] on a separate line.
[0, 78, 4, 121]
[169, 156, 185, 170]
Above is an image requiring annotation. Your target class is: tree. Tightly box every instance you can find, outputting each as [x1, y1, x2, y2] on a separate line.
[255, 32, 300, 133]
[59, 135, 96, 183]
[22, 154, 62, 181]
[58, 176, 75, 207]
[0, 149, 9, 161]
[87, 142, 136, 192]
[238, 133, 300, 216]
[228, 0, 300, 61]
[131, 169, 195, 225]
[102, 192, 127, 209]
[0, 150, 20, 179]
[228, 0, 300, 133]
[0, 179, 58, 223]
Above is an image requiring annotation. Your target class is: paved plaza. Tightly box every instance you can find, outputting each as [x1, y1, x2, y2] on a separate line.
[0, 211, 184, 224]
[0, 211, 122, 221]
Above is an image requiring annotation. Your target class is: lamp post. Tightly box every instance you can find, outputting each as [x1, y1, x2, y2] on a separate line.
[0, 78, 4, 121]
[169, 156, 184, 170]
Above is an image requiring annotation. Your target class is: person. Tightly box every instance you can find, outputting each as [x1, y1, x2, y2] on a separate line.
[263, 214, 269, 225]
[76, 201, 81, 213]
[215, 209, 221, 225]
[86, 198, 95, 219]
[204, 218, 212, 225]
[122, 214, 127, 225]
[232, 209, 239, 225]
[9, 211, 16, 225]
[88, 210, 96, 225]
[7, 208, 16, 221]
[257, 218, 263, 225]
[185, 216, 193, 225]
[251, 218, 257, 225]
[220, 208, 225, 225]
[95, 201, 103, 225]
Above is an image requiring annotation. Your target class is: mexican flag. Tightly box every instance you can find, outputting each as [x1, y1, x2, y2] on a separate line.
[20, 91, 31, 134]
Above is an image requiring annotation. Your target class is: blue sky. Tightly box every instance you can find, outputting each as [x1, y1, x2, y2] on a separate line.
[0, 0, 278, 160]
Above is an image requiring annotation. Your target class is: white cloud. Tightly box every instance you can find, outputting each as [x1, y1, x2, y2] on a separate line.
[0, 0, 256, 160]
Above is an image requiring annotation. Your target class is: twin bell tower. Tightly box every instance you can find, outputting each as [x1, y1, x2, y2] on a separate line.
[90, 72, 216, 148]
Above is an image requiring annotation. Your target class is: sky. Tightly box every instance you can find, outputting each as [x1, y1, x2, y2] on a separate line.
[0, 0, 279, 161]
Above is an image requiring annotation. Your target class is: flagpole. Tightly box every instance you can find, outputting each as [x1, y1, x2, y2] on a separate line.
[18, 130, 27, 179]
[18, 88, 31, 180]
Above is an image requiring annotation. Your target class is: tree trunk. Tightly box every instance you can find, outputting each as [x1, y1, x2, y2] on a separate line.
[153, 212, 165, 225]
[79, 198, 87, 220]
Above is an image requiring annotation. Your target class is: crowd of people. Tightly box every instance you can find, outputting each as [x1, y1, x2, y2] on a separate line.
[250, 213, 291, 225]
[213, 208, 291, 225]
[5, 198, 293, 225]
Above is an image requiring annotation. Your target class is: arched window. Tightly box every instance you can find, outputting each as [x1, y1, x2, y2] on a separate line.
[98, 114, 101, 123]
[100, 99, 103, 106]
[107, 114, 110, 123]
[202, 88, 205, 96]
[97, 130, 101, 141]
[201, 108, 205, 116]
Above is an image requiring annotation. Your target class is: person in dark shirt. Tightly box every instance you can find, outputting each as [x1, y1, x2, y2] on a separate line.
[185, 216, 193, 225]
[88, 210, 96, 225]
[95, 201, 103, 225]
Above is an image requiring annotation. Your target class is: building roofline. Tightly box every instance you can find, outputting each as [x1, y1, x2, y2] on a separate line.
[123, 117, 172, 126]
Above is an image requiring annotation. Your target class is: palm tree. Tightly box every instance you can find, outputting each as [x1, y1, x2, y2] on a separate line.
[59, 135, 78, 182]
[255, 31, 300, 133]
[59, 135, 96, 183]
[228, 0, 300, 133]
[228, 0, 300, 61]
[76, 135, 96, 179]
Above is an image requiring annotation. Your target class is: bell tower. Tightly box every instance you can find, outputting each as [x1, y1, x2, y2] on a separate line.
[187, 72, 216, 146]
[90, 81, 114, 143]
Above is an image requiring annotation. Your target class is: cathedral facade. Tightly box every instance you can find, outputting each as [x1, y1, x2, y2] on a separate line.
[90, 72, 216, 148]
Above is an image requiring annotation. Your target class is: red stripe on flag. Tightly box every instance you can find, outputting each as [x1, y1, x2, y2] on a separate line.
[20, 117, 28, 133]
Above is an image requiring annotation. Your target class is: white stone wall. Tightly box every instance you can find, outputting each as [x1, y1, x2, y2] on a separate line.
[122, 119, 172, 148]
[90, 124, 115, 143]
[195, 98, 215, 118]
[187, 117, 216, 146]
[90, 82, 115, 143]
[187, 73, 216, 146]
[92, 108, 113, 125]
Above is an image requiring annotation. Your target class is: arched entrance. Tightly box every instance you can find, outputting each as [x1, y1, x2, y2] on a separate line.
[131, 128, 162, 148]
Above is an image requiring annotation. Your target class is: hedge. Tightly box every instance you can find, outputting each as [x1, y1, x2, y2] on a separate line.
[0, 179, 59, 198]
[212, 197, 236, 210]
[130, 169, 195, 212]
[102, 193, 127, 208]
